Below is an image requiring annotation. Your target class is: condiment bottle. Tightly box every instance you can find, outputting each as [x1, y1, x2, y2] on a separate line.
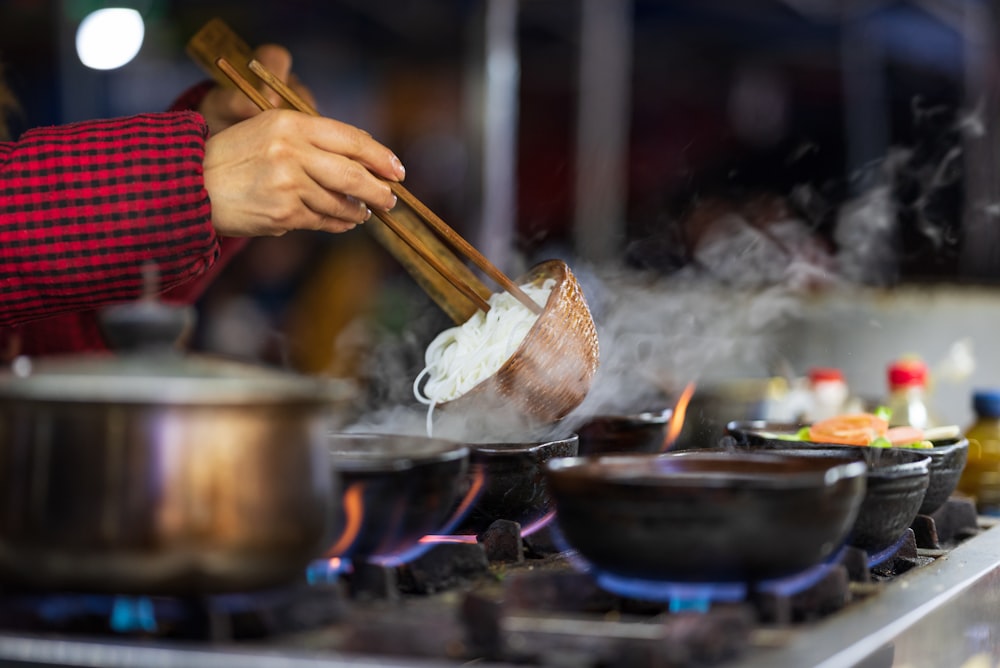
[958, 389, 1000, 515]
[807, 367, 849, 421]
[885, 357, 938, 429]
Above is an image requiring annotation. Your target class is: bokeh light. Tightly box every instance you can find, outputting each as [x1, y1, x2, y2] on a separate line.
[75, 8, 145, 71]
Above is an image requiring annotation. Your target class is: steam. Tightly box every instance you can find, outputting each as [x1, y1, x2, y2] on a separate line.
[559, 258, 815, 432]
[342, 96, 975, 442]
[833, 182, 899, 286]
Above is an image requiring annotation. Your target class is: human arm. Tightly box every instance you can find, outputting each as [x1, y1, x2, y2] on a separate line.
[0, 111, 218, 327]
[0, 43, 404, 351]
[174, 43, 404, 237]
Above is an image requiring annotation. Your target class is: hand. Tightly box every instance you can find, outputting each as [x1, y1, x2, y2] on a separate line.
[203, 109, 406, 237]
[197, 44, 315, 136]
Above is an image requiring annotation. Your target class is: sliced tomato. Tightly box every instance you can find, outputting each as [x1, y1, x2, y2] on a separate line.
[808, 413, 889, 446]
[885, 425, 925, 446]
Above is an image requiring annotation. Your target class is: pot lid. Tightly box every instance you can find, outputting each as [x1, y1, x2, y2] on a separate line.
[0, 353, 357, 405]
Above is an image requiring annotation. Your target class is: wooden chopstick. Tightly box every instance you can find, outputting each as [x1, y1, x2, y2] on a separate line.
[216, 58, 271, 109]
[215, 57, 493, 314]
[247, 59, 543, 317]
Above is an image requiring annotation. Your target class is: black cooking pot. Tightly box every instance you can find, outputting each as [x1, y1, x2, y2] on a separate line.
[724, 422, 931, 556]
[450, 434, 578, 535]
[726, 420, 962, 515]
[576, 409, 673, 456]
[545, 451, 867, 583]
[327, 433, 469, 562]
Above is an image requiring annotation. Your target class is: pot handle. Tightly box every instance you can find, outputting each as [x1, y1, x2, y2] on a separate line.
[98, 264, 196, 353]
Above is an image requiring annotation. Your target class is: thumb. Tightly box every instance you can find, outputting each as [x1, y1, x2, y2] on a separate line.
[252, 44, 293, 107]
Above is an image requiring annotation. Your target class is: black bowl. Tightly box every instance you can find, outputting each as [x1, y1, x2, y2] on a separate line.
[576, 409, 673, 456]
[451, 434, 579, 535]
[723, 422, 932, 555]
[726, 420, 966, 515]
[912, 437, 969, 515]
[327, 433, 469, 561]
[545, 451, 867, 584]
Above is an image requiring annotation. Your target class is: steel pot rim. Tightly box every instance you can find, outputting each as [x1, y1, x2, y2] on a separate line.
[0, 353, 355, 405]
[329, 432, 470, 473]
[466, 433, 579, 455]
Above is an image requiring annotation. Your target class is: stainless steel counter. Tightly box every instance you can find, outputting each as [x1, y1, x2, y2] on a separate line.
[732, 521, 1000, 668]
[2, 524, 1000, 668]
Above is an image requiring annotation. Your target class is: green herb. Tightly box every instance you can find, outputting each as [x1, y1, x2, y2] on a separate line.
[874, 406, 893, 422]
[758, 429, 808, 441]
[901, 440, 934, 449]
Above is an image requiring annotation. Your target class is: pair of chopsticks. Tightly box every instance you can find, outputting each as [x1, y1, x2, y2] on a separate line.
[213, 56, 542, 318]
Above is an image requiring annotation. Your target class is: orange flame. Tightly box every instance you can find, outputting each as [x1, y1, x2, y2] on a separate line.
[326, 481, 365, 557]
[443, 465, 486, 531]
[661, 382, 696, 452]
[410, 466, 487, 547]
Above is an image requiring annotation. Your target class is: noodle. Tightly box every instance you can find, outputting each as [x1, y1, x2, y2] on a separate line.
[414, 279, 555, 436]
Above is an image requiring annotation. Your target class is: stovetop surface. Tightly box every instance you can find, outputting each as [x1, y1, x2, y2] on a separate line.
[0, 507, 997, 668]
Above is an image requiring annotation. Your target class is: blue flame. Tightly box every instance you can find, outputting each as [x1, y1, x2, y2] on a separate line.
[549, 519, 852, 610]
[306, 557, 352, 584]
[110, 597, 157, 633]
[866, 533, 911, 569]
[596, 573, 747, 610]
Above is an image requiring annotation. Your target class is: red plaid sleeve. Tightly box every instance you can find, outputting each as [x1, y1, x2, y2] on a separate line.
[0, 109, 234, 356]
[0, 111, 217, 324]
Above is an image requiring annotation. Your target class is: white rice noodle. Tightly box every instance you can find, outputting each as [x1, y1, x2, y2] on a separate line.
[414, 279, 555, 436]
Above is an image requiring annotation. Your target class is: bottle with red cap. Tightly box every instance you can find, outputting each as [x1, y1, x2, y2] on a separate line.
[885, 356, 938, 429]
[806, 367, 850, 422]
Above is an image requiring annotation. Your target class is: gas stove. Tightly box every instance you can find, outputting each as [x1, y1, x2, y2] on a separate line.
[0, 499, 995, 668]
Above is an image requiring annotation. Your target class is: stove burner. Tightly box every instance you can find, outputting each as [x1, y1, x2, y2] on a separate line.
[306, 556, 349, 584]
[397, 540, 490, 594]
[0, 499, 980, 668]
[0, 581, 348, 641]
[550, 520, 849, 612]
[520, 510, 555, 537]
[593, 573, 746, 611]
[754, 553, 844, 598]
[866, 531, 912, 568]
[110, 596, 157, 633]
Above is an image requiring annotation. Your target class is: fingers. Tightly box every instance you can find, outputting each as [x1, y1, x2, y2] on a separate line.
[302, 191, 373, 230]
[202, 44, 302, 133]
[203, 109, 406, 238]
[298, 114, 406, 185]
[256, 110, 403, 209]
[302, 152, 398, 213]
[320, 219, 360, 234]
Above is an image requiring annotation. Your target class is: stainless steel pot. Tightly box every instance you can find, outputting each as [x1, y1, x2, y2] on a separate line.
[0, 349, 354, 595]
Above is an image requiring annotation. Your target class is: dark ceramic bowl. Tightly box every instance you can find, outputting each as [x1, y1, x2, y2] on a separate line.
[723, 422, 932, 556]
[576, 409, 673, 456]
[545, 451, 867, 584]
[327, 433, 469, 561]
[451, 434, 579, 535]
[726, 421, 966, 515]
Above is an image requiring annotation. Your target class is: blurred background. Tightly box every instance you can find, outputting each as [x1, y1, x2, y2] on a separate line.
[3, 0, 1000, 426]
